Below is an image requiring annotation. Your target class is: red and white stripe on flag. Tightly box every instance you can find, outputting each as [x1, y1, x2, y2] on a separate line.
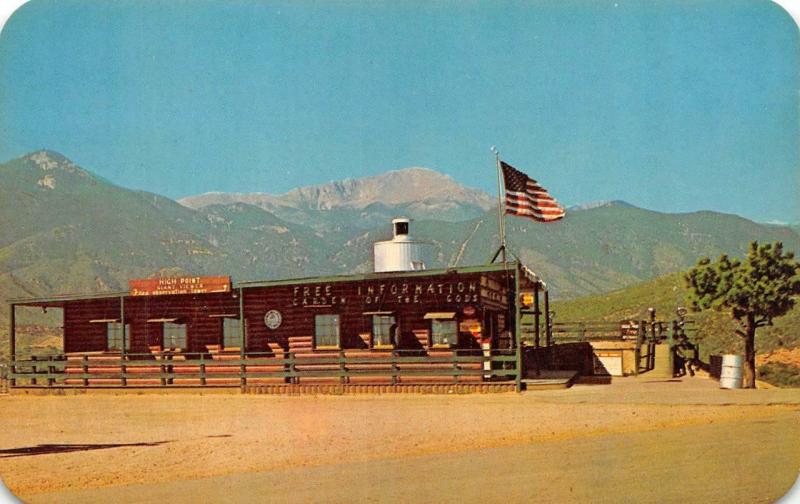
[500, 161, 565, 223]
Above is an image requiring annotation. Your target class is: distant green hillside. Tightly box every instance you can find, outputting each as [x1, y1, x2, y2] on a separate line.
[467, 206, 800, 300]
[551, 272, 800, 364]
[0, 152, 338, 294]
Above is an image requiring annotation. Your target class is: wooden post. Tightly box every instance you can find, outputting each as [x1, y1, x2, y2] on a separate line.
[634, 321, 642, 376]
[643, 320, 653, 370]
[120, 296, 127, 386]
[9, 304, 15, 387]
[339, 349, 346, 385]
[47, 355, 55, 387]
[544, 290, 551, 347]
[452, 350, 459, 384]
[391, 349, 398, 386]
[239, 356, 245, 389]
[200, 353, 206, 386]
[649, 308, 657, 342]
[239, 288, 246, 388]
[120, 296, 126, 356]
[160, 353, 167, 386]
[31, 355, 38, 386]
[533, 283, 541, 349]
[667, 321, 675, 378]
[82, 355, 89, 387]
[514, 264, 523, 392]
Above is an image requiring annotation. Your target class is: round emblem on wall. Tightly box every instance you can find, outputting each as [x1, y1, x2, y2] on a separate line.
[463, 305, 476, 316]
[264, 310, 283, 330]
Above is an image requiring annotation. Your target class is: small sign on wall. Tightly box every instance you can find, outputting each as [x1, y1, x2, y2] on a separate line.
[459, 319, 482, 335]
[264, 310, 283, 330]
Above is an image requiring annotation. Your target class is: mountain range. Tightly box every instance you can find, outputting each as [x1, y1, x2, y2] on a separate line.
[179, 167, 495, 233]
[1, 150, 798, 314]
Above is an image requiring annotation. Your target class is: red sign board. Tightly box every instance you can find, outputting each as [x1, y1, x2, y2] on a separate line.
[129, 276, 231, 296]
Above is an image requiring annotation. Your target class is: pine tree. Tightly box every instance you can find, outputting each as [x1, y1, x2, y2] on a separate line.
[684, 241, 800, 388]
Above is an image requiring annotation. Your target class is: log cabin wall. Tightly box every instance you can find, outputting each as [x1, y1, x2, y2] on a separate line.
[58, 267, 515, 355]
[63, 298, 122, 353]
[122, 292, 240, 353]
[242, 269, 513, 353]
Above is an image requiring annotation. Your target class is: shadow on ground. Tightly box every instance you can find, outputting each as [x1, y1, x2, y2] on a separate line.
[0, 441, 170, 458]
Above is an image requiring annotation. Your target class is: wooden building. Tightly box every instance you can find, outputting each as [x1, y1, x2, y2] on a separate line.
[8, 262, 547, 390]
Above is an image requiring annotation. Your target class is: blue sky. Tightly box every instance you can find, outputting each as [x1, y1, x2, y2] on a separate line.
[0, 0, 797, 222]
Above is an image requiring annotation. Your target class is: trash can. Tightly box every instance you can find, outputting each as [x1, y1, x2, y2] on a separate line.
[719, 354, 744, 389]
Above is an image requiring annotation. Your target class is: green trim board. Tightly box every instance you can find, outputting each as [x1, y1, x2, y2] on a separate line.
[236, 262, 518, 289]
[8, 291, 129, 306]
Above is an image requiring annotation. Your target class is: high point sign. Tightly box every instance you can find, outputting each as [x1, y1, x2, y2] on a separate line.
[129, 276, 231, 296]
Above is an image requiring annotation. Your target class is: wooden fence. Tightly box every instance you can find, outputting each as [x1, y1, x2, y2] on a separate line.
[551, 320, 664, 342]
[8, 349, 520, 390]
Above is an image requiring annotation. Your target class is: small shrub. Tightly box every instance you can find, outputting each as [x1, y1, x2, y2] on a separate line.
[757, 363, 800, 388]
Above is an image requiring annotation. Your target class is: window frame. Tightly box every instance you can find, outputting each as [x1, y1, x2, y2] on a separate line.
[222, 317, 242, 349]
[162, 321, 187, 350]
[314, 314, 340, 349]
[106, 322, 130, 351]
[430, 318, 458, 348]
[371, 314, 396, 349]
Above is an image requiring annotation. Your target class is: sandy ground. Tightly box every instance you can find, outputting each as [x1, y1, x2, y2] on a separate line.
[1, 376, 799, 503]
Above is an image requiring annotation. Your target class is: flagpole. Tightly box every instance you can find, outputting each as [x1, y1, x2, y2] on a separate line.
[490, 146, 507, 263]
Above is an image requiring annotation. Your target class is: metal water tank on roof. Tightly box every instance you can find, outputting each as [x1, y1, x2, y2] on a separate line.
[373, 218, 433, 273]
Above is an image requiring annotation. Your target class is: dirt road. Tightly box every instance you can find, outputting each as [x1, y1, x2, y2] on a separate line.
[1, 377, 799, 503]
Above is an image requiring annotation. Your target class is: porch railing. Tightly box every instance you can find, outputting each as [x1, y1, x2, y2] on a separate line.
[551, 320, 656, 342]
[8, 349, 520, 389]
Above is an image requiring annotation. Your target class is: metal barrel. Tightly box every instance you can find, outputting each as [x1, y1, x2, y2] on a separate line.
[719, 354, 744, 389]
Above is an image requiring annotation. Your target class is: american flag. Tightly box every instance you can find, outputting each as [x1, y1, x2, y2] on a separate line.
[501, 161, 565, 223]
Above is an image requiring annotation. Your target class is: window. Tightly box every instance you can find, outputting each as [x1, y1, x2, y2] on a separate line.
[394, 221, 408, 236]
[106, 322, 130, 351]
[431, 319, 458, 346]
[314, 314, 340, 348]
[222, 318, 241, 348]
[163, 322, 187, 349]
[372, 315, 396, 347]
